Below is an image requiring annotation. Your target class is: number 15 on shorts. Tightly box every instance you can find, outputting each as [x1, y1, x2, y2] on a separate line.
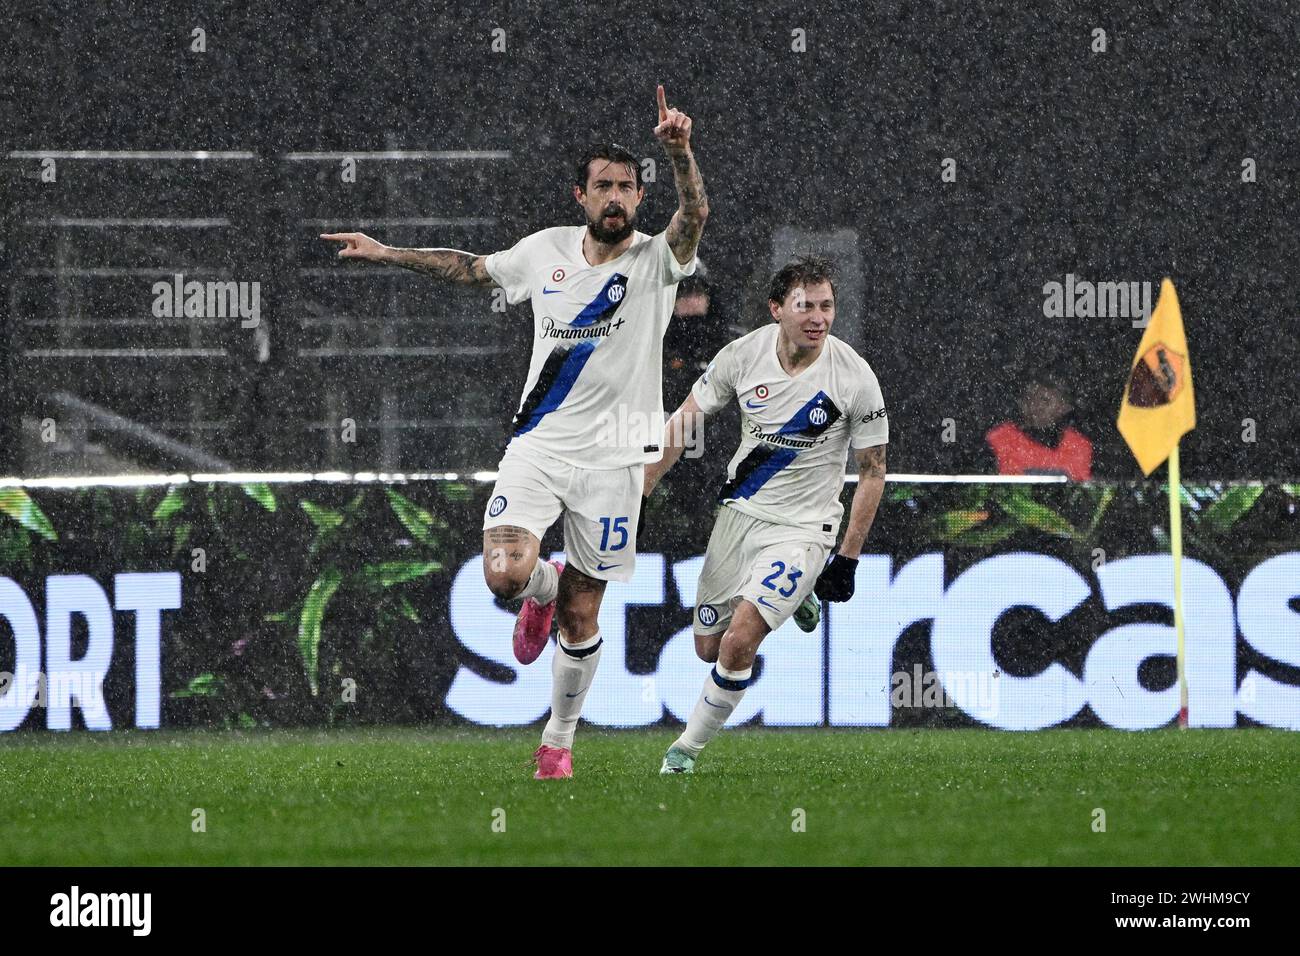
[598, 516, 629, 552]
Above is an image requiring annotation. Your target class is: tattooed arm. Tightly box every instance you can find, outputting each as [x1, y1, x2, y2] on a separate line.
[837, 444, 887, 559]
[385, 247, 492, 285]
[320, 232, 492, 286]
[653, 84, 709, 266]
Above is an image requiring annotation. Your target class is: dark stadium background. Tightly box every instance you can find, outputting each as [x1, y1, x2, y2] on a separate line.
[4, 0, 1297, 479]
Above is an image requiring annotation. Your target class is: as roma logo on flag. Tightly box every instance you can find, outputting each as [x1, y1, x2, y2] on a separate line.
[1116, 277, 1195, 477]
[1126, 342, 1187, 408]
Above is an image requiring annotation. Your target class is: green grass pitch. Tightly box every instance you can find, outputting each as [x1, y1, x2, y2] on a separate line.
[1, 727, 1295, 866]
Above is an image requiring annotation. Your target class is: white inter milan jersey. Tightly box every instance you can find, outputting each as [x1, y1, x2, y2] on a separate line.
[692, 324, 888, 542]
[485, 225, 696, 469]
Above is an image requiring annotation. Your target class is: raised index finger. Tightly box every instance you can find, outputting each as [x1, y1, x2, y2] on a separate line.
[656, 84, 668, 122]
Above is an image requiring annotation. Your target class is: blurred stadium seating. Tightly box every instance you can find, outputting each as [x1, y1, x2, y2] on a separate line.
[5, 0, 1298, 479]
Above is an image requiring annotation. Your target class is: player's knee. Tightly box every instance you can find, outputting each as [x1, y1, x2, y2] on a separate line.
[694, 633, 720, 662]
[718, 626, 762, 670]
[717, 640, 752, 673]
[555, 602, 596, 641]
[484, 567, 529, 601]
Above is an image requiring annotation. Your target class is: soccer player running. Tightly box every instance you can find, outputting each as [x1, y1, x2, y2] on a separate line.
[643, 256, 887, 773]
[321, 86, 707, 779]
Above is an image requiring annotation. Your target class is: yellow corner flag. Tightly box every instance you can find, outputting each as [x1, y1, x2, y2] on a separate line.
[1118, 277, 1197, 728]
[1117, 278, 1196, 474]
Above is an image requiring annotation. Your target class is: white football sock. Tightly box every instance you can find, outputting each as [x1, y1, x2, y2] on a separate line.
[516, 559, 559, 605]
[540, 632, 603, 750]
[675, 663, 753, 756]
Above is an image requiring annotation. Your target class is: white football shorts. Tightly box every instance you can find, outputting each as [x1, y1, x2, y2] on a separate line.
[482, 444, 644, 582]
[693, 504, 829, 633]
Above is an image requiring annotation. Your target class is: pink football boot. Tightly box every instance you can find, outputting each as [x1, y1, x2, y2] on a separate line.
[512, 560, 563, 665]
[532, 745, 573, 779]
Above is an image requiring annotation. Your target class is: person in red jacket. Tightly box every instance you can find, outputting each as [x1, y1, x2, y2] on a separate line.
[985, 374, 1093, 480]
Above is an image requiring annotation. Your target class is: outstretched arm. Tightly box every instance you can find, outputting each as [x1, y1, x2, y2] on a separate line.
[654, 85, 709, 267]
[320, 232, 493, 286]
[644, 391, 707, 495]
[838, 444, 887, 558]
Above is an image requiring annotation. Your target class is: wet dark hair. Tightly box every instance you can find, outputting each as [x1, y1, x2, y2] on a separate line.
[574, 143, 642, 191]
[767, 254, 837, 305]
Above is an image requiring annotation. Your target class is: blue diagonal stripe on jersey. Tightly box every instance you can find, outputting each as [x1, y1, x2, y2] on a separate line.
[718, 390, 841, 501]
[777, 390, 842, 437]
[512, 341, 597, 435]
[571, 273, 628, 327]
[717, 444, 798, 501]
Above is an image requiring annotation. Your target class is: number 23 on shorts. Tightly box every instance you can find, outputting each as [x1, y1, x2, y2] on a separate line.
[761, 560, 803, 597]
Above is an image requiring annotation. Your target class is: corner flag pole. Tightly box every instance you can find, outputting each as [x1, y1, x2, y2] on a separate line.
[1168, 443, 1189, 728]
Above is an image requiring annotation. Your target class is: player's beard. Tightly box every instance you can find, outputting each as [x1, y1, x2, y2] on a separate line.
[587, 205, 636, 244]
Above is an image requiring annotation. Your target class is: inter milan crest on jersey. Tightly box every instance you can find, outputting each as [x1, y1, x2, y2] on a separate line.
[574, 273, 628, 326]
[781, 391, 842, 438]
